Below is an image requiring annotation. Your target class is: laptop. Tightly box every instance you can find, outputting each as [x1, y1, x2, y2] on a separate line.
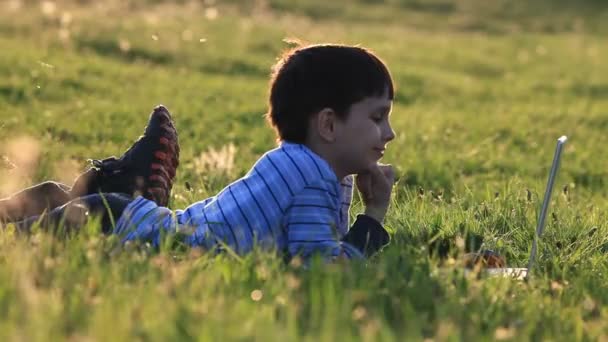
[476, 136, 568, 280]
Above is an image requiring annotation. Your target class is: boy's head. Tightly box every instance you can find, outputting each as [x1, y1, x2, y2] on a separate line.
[267, 44, 394, 144]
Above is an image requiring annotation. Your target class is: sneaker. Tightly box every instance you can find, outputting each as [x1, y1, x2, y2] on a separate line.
[463, 249, 506, 269]
[72, 105, 180, 207]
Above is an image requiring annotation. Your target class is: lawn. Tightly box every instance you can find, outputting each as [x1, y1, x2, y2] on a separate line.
[1, 0, 608, 340]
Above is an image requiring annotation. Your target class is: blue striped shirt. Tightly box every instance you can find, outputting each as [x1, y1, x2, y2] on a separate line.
[114, 142, 363, 260]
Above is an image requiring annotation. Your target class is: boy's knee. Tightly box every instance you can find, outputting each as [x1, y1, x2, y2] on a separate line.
[37, 181, 71, 204]
[39, 181, 70, 193]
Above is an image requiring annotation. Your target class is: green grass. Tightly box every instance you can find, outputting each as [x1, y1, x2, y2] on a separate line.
[1, 0, 608, 340]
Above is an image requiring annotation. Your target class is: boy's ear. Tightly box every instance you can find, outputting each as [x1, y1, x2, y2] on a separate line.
[315, 108, 337, 142]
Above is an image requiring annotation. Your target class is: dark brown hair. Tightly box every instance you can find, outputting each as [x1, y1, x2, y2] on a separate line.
[266, 44, 394, 143]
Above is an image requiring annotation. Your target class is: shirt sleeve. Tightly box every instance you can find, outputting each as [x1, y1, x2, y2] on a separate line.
[337, 175, 354, 236]
[285, 184, 364, 261]
[114, 196, 173, 246]
[341, 214, 390, 257]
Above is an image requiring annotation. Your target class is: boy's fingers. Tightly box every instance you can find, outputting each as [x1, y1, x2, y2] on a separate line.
[380, 165, 395, 183]
[384, 173, 394, 183]
[355, 173, 374, 200]
[368, 163, 384, 179]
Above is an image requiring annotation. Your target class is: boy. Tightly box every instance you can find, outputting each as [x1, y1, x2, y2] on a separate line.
[3, 44, 396, 260]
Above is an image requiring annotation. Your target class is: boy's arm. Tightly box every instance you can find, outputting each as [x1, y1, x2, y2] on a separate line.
[355, 164, 395, 223]
[341, 214, 390, 257]
[338, 163, 395, 257]
[285, 184, 365, 261]
[337, 175, 354, 235]
[115, 196, 173, 245]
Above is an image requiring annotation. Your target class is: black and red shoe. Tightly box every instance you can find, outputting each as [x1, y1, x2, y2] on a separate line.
[463, 249, 506, 269]
[71, 105, 180, 207]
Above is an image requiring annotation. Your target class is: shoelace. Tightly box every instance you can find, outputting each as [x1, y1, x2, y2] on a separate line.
[88, 158, 122, 175]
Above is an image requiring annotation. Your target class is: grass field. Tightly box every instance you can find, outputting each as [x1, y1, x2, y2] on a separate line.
[1, 0, 608, 340]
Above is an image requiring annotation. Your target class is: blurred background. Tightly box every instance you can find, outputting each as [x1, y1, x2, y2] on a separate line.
[1, 0, 607, 204]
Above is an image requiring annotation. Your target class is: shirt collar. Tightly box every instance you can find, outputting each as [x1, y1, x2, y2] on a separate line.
[279, 141, 338, 182]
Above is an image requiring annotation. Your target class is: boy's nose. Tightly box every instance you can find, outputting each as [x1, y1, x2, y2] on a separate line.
[384, 124, 395, 142]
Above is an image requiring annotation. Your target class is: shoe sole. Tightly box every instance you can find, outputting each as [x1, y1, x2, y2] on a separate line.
[145, 105, 180, 207]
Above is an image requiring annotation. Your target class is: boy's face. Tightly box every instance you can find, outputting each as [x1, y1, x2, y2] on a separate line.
[333, 89, 395, 176]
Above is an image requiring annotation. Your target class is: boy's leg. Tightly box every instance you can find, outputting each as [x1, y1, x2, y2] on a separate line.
[12, 193, 133, 235]
[69, 105, 180, 206]
[0, 105, 179, 223]
[0, 181, 71, 223]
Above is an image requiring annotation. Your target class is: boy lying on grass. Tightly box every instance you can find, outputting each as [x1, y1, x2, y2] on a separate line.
[0, 44, 396, 261]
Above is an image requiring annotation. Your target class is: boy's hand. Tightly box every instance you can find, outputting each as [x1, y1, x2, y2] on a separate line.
[355, 164, 395, 223]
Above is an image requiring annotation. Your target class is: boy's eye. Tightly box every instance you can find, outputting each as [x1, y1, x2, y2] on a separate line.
[371, 116, 383, 123]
